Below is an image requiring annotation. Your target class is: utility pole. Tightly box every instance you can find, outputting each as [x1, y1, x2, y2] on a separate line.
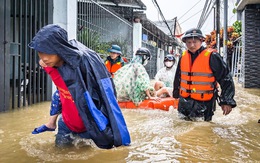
[213, 7, 215, 30]
[223, 0, 228, 63]
[173, 17, 177, 37]
[216, 0, 220, 53]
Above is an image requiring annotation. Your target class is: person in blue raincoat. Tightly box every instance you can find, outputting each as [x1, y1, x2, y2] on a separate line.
[28, 24, 130, 149]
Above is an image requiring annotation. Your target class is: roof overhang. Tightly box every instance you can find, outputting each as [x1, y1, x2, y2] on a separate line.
[142, 19, 180, 46]
[236, 0, 260, 10]
[133, 12, 181, 46]
[97, 0, 146, 10]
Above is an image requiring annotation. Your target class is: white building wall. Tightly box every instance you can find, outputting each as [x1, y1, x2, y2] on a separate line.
[157, 49, 165, 72]
[52, 0, 77, 93]
[53, 0, 77, 39]
[132, 22, 142, 56]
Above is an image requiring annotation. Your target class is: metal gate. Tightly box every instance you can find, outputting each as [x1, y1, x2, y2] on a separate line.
[0, 0, 53, 112]
[231, 36, 244, 84]
[77, 0, 133, 60]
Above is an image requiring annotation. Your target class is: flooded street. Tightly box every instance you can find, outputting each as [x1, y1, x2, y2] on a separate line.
[0, 81, 259, 163]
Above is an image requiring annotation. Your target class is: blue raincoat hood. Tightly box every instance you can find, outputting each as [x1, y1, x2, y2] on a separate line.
[28, 24, 81, 68]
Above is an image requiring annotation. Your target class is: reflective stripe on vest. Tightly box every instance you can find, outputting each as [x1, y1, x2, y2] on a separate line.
[180, 48, 216, 101]
[105, 60, 123, 78]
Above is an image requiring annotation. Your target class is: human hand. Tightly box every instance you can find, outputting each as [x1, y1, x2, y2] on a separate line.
[173, 98, 179, 109]
[39, 59, 47, 67]
[149, 96, 161, 102]
[221, 105, 232, 115]
[134, 102, 141, 107]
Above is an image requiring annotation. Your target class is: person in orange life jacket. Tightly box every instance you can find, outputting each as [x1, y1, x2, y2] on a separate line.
[173, 28, 236, 121]
[105, 44, 125, 78]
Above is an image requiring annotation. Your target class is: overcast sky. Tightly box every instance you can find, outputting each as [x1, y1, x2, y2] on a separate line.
[141, 0, 237, 35]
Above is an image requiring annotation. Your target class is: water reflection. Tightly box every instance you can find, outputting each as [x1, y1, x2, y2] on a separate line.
[0, 83, 259, 162]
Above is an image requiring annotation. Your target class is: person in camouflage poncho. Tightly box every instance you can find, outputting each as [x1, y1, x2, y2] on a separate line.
[114, 48, 159, 106]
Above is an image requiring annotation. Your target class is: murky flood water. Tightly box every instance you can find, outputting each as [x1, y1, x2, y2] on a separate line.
[0, 82, 260, 163]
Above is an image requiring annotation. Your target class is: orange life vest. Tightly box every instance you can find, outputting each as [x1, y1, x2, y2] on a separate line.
[180, 48, 216, 101]
[105, 60, 123, 78]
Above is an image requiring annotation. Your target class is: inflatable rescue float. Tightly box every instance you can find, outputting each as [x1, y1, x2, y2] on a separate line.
[118, 97, 178, 111]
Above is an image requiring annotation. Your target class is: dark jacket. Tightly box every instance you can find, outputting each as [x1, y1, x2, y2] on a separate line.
[28, 24, 130, 149]
[173, 46, 236, 120]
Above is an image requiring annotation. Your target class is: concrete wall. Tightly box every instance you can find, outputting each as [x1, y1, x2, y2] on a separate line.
[53, 0, 77, 39]
[133, 22, 142, 55]
[52, 0, 77, 93]
[242, 5, 260, 88]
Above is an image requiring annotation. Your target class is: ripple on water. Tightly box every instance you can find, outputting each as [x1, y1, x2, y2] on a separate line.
[126, 136, 182, 162]
[123, 109, 203, 162]
[7, 83, 260, 162]
[19, 134, 100, 162]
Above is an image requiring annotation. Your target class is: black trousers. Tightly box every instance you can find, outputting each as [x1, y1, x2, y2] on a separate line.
[178, 96, 216, 121]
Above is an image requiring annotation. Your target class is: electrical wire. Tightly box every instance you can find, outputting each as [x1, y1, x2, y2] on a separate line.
[197, 0, 215, 29]
[152, 0, 174, 37]
[179, 9, 203, 25]
[178, 0, 202, 21]
[197, 0, 210, 28]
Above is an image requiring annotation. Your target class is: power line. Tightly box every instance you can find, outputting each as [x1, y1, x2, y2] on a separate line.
[197, 0, 215, 29]
[197, 0, 210, 29]
[152, 0, 174, 37]
[151, 0, 162, 21]
[178, 0, 202, 21]
[179, 9, 203, 25]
